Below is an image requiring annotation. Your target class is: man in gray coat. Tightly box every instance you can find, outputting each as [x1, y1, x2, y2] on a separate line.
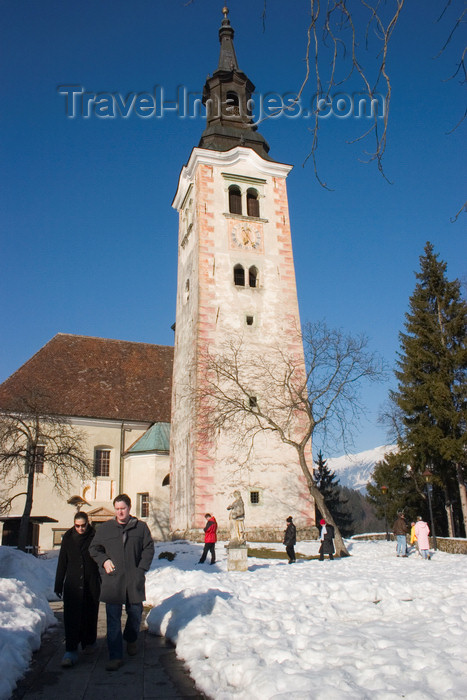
[89, 493, 154, 670]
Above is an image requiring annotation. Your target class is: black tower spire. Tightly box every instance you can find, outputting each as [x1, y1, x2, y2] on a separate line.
[198, 6, 270, 159]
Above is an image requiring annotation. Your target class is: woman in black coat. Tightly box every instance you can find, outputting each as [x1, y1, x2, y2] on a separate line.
[54, 511, 100, 667]
[318, 518, 335, 561]
[283, 516, 297, 564]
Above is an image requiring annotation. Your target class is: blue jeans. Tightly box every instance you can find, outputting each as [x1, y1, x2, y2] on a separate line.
[106, 601, 143, 660]
[396, 535, 407, 556]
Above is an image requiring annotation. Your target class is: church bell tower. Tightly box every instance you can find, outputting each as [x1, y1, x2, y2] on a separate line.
[170, 7, 314, 539]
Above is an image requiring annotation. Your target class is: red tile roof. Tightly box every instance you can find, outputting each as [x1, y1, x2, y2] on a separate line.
[0, 334, 174, 423]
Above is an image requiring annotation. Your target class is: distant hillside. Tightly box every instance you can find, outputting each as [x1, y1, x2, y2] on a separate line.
[327, 445, 398, 493]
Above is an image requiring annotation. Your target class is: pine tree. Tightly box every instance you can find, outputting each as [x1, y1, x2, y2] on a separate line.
[367, 452, 427, 526]
[390, 242, 467, 536]
[313, 451, 354, 537]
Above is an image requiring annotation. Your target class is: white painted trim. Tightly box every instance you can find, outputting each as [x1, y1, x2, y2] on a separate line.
[172, 147, 293, 210]
[68, 416, 151, 431]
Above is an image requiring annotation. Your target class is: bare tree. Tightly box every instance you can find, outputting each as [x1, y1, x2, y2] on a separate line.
[259, 0, 464, 193]
[0, 392, 92, 552]
[189, 0, 465, 213]
[194, 321, 386, 557]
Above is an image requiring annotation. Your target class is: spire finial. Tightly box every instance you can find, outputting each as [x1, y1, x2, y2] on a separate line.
[222, 6, 229, 20]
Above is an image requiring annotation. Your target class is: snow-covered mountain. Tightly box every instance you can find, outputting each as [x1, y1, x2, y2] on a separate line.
[327, 445, 398, 493]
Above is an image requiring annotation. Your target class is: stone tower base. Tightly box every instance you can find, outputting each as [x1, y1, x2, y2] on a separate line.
[170, 526, 318, 543]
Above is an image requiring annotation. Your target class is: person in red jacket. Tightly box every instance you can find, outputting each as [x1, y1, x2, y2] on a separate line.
[198, 513, 218, 565]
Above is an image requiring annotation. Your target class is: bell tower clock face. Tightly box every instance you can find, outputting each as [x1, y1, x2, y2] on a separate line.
[229, 221, 263, 252]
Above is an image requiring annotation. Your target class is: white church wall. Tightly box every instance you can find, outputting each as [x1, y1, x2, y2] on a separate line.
[0, 417, 154, 551]
[123, 452, 171, 540]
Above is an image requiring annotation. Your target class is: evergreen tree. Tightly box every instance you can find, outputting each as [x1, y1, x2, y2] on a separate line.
[367, 452, 427, 527]
[390, 242, 467, 536]
[313, 451, 354, 537]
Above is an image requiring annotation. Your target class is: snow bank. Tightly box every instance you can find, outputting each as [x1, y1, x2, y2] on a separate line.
[1, 539, 466, 700]
[146, 539, 467, 700]
[0, 547, 56, 700]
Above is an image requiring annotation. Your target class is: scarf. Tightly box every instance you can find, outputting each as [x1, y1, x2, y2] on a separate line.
[320, 524, 327, 541]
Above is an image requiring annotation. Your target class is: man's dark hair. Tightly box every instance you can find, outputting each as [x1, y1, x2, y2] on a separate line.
[113, 493, 131, 508]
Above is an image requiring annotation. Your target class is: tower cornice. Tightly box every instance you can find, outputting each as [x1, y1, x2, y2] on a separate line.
[172, 146, 293, 211]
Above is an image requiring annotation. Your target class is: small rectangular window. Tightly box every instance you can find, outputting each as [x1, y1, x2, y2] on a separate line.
[246, 315, 254, 326]
[139, 493, 150, 518]
[249, 396, 257, 409]
[94, 449, 110, 477]
[27, 445, 45, 474]
[247, 195, 259, 218]
[52, 529, 67, 546]
[250, 491, 260, 504]
[234, 265, 245, 286]
[229, 186, 242, 215]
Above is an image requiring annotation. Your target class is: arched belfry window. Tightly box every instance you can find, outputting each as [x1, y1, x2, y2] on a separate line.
[249, 266, 258, 288]
[247, 188, 260, 218]
[226, 91, 240, 117]
[234, 264, 245, 286]
[229, 185, 242, 215]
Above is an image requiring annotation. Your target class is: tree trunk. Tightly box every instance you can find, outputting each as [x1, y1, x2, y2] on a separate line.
[17, 460, 35, 552]
[445, 500, 455, 538]
[456, 462, 467, 537]
[297, 447, 350, 557]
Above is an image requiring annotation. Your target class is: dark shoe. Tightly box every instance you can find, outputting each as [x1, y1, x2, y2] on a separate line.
[210, 561, 216, 565]
[106, 659, 124, 671]
[61, 651, 78, 667]
[127, 641, 138, 656]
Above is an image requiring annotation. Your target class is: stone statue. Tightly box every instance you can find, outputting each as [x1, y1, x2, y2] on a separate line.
[227, 490, 245, 543]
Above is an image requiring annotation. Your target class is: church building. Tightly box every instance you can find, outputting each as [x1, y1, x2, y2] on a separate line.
[0, 8, 314, 551]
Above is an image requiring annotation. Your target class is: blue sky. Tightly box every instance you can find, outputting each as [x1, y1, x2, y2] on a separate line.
[1, 0, 465, 456]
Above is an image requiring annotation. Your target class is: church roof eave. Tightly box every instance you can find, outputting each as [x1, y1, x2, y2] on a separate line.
[172, 146, 293, 211]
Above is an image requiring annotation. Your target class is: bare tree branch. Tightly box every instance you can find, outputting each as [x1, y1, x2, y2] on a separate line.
[0, 390, 92, 550]
[192, 322, 386, 555]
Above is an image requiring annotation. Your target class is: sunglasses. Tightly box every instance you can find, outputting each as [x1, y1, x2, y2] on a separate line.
[75, 523, 87, 529]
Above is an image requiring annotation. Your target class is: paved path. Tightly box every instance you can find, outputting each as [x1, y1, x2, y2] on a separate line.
[11, 603, 207, 700]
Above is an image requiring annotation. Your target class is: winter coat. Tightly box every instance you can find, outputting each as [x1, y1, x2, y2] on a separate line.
[414, 520, 430, 550]
[283, 522, 297, 547]
[89, 517, 154, 605]
[204, 517, 218, 543]
[319, 524, 335, 554]
[393, 516, 407, 536]
[54, 525, 100, 649]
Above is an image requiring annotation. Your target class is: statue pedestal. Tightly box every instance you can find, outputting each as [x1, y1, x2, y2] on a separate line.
[226, 542, 248, 572]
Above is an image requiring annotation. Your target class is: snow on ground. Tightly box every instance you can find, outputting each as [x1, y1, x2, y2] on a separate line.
[0, 547, 57, 700]
[146, 539, 467, 700]
[1, 539, 466, 700]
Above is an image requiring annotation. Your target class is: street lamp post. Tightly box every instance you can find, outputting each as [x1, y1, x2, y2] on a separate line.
[381, 485, 390, 541]
[423, 468, 437, 551]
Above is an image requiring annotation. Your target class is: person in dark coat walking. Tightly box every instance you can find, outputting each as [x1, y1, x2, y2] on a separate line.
[54, 511, 100, 667]
[89, 494, 154, 671]
[283, 516, 297, 564]
[198, 513, 218, 564]
[318, 518, 335, 560]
